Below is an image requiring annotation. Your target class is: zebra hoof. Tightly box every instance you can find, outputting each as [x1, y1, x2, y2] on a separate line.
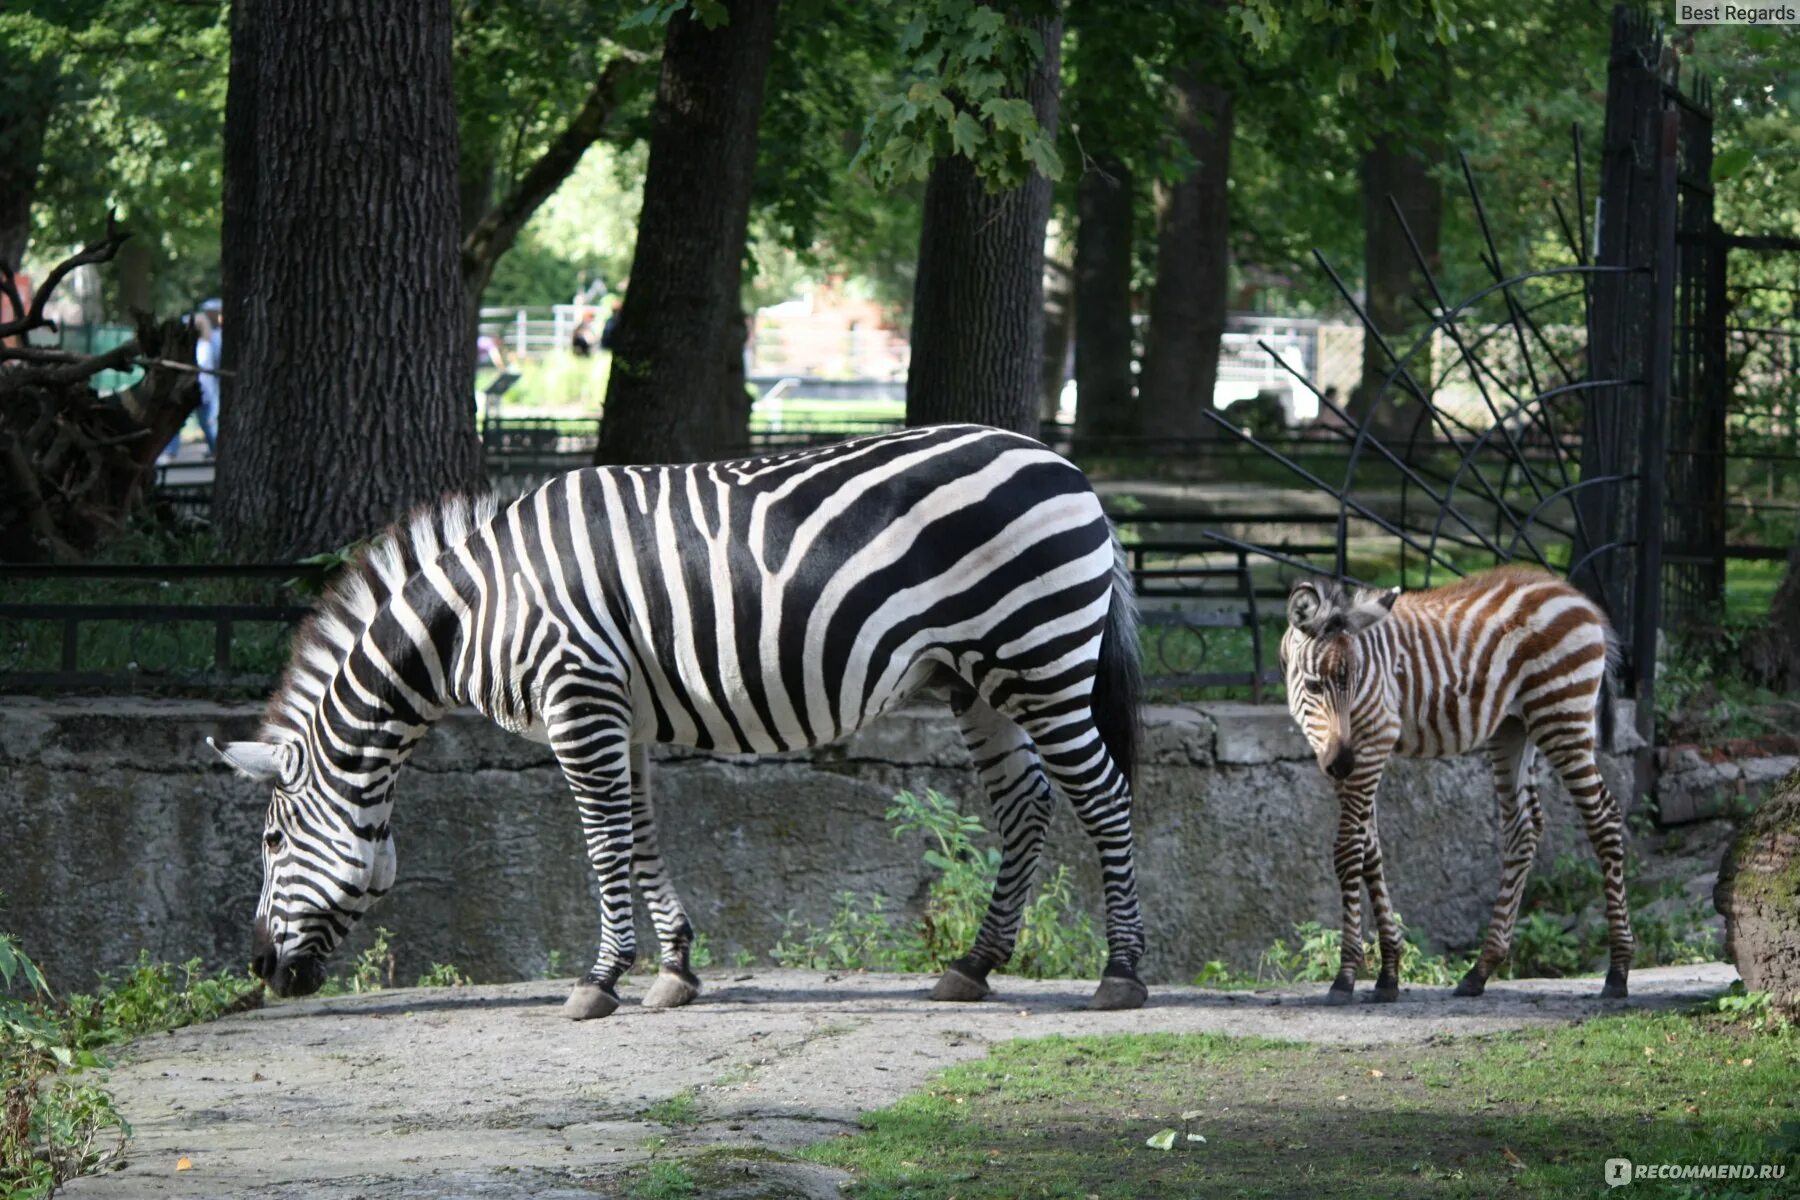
[1600, 971, 1629, 1001]
[1453, 971, 1487, 998]
[1323, 983, 1356, 1006]
[563, 982, 620, 1021]
[643, 967, 702, 1010]
[1370, 981, 1400, 1003]
[1088, 971, 1148, 1011]
[930, 965, 991, 1003]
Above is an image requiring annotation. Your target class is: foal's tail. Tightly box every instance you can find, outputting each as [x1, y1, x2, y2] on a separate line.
[1092, 527, 1143, 792]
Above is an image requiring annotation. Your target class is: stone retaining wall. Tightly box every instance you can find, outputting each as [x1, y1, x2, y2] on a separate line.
[0, 697, 1638, 990]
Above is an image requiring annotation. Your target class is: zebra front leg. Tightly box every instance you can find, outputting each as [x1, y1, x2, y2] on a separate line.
[1362, 805, 1403, 1002]
[1539, 732, 1634, 999]
[628, 744, 702, 1010]
[930, 698, 1054, 1003]
[1327, 791, 1371, 1005]
[1016, 710, 1147, 1011]
[548, 689, 637, 1020]
[1456, 726, 1541, 998]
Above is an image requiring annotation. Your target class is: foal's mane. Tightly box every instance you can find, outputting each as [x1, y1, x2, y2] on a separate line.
[262, 492, 501, 738]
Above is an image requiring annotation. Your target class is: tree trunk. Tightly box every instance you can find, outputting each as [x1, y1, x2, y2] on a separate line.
[1357, 64, 1446, 440]
[0, 52, 56, 274]
[1715, 768, 1800, 1019]
[1137, 69, 1232, 441]
[906, 7, 1061, 438]
[1073, 154, 1136, 441]
[596, 0, 779, 466]
[217, 0, 259, 429]
[215, 0, 481, 559]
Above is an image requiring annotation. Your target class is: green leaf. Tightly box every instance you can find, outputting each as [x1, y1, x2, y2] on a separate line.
[1146, 1128, 1178, 1150]
[966, 7, 1004, 40]
[950, 111, 986, 157]
[1024, 135, 1063, 181]
[1712, 146, 1756, 182]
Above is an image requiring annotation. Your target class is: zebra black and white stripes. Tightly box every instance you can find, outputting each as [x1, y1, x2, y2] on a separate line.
[215, 424, 1149, 1015]
[1279, 566, 1634, 1003]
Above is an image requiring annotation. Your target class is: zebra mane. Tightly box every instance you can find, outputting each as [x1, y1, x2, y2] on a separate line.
[262, 492, 501, 739]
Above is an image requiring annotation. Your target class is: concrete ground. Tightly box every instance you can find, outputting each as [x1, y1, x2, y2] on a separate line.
[65, 963, 1737, 1200]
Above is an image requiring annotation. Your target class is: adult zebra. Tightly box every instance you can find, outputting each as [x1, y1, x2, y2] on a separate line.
[1279, 567, 1634, 1004]
[212, 424, 1148, 1017]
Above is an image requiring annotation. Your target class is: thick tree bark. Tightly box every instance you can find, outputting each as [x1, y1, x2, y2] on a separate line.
[215, 0, 482, 559]
[460, 54, 639, 339]
[217, 0, 259, 424]
[0, 52, 56, 274]
[1715, 768, 1800, 1018]
[596, 0, 780, 466]
[1357, 64, 1445, 438]
[906, 7, 1061, 438]
[1073, 154, 1136, 441]
[1137, 69, 1232, 441]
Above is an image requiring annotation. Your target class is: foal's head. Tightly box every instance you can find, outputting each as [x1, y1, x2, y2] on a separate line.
[1279, 579, 1399, 782]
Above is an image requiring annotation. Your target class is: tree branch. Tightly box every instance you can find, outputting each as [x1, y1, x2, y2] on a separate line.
[460, 53, 644, 295]
[0, 215, 131, 341]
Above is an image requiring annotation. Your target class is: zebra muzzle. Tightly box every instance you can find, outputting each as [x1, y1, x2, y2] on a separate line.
[254, 952, 326, 998]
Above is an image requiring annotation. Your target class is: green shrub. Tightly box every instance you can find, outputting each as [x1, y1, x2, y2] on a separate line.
[415, 963, 470, 989]
[769, 789, 1106, 978]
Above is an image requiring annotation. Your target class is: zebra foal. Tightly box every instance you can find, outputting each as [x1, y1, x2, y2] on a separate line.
[210, 425, 1150, 1017]
[1279, 566, 1634, 1004]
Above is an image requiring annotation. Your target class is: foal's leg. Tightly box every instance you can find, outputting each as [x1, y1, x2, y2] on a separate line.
[1536, 725, 1634, 999]
[1327, 754, 1389, 1005]
[1362, 802, 1404, 1002]
[629, 743, 703, 1009]
[1455, 719, 1542, 997]
[546, 676, 638, 1020]
[930, 695, 1055, 1002]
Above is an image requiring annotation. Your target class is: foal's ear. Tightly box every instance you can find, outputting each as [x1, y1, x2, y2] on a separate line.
[1339, 586, 1400, 636]
[1287, 580, 1326, 633]
[207, 737, 298, 785]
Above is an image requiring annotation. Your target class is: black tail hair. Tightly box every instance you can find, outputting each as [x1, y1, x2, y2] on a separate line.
[1599, 622, 1622, 753]
[1092, 530, 1142, 791]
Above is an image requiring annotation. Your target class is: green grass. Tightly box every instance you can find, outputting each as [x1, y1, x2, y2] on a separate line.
[641, 1092, 703, 1127]
[3, 936, 262, 1196]
[627, 1160, 697, 1199]
[804, 1010, 1798, 1199]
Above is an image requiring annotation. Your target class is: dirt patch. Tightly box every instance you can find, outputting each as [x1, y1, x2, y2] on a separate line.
[60, 964, 1736, 1199]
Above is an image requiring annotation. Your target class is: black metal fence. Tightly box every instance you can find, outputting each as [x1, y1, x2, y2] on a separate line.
[0, 519, 1294, 698]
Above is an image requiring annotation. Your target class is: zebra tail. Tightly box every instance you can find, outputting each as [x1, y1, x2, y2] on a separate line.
[1599, 620, 1622, 753]
[1093, 530, 1143, 792]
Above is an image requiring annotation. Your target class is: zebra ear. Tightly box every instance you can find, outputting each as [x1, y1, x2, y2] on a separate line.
[1287, 581, 1326, 633]
[208, 738, 298, 785]
[1340, 587, 1400, 635]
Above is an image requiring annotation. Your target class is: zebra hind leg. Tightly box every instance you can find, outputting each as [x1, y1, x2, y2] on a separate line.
[929, 696, 1055, 1004]
[628, 745, 702, 1010]
[1456, 722, 1540, 999]
[1013, 708, 1148, 1011]
[1539, 732, 1634, 999]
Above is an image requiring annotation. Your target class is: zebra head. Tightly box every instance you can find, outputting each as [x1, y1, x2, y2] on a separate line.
[212, 736, 398, 998]
[1279, 579, 1399, 782]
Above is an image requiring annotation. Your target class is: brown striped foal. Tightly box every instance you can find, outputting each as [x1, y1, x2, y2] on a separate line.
[1279, 566, 1633, 1004]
